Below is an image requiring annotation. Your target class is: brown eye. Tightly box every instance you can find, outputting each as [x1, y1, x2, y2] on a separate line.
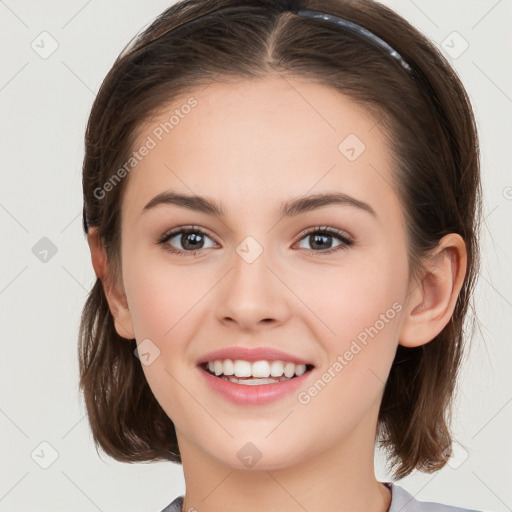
[296, 227, 354, 255]
[159, 226, 217, 256]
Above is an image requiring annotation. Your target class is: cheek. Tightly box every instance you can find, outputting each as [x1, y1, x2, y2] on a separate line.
[122, 257, 205, 411]
[291, 265, 404, 442]
[304, 254, 404, 337]
[127, 272, 182, 340]
[122, 251, 216, 365]
[121, 238, 193, 335]
[304, 253, 406, 390]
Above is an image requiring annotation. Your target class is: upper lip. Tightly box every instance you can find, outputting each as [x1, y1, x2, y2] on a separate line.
[197, 347, 314, 366]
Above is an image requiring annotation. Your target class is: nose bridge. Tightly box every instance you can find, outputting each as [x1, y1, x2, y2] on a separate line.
[215, 234, 288, 327]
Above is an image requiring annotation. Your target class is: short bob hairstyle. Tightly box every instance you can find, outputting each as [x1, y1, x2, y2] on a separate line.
[79, 0, 482, 480]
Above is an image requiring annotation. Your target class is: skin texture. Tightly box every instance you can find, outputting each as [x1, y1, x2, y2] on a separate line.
[88, 75, 467, 512]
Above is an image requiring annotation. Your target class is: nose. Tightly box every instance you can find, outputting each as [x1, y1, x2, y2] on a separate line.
[215, 242, 291, 331]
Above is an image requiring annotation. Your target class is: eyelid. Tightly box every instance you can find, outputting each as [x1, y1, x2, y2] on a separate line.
[295, 225, 353, 242]
[158, 224, 215, 243]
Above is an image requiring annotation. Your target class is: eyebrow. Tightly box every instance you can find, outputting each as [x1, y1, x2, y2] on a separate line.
[141, 191, 377, 218]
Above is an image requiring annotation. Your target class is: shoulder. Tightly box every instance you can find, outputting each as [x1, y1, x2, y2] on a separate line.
[386, 482, 484, 512]
[159, 495, 183, 512]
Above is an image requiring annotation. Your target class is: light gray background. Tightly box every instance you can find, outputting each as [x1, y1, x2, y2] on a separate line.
[1, 1, 511, 511]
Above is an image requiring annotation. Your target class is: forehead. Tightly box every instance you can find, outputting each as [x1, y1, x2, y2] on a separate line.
[123, 75, 399, 223]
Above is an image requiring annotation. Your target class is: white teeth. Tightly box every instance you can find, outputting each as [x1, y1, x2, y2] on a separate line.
[213, 360, 223, 376]
[270, 360, 284, 377]
[251, 360, 270, 378]
[204, 359, 309, 379]
[284, 362, 295, 378]
[223, 359, 235, 375]
[234, 360, 252, 377]
[295, 364, 306, 376]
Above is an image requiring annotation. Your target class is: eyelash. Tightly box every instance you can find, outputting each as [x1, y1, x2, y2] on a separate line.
[157, 225, 354, 257]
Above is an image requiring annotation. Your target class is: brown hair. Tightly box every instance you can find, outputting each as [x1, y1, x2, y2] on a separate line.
[79, 0, 482, 479]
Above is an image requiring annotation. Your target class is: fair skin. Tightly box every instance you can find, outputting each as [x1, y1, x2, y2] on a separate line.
[88, 75, 467, 512]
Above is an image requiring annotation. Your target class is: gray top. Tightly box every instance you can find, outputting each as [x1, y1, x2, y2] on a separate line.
[160, 482, 483, 512]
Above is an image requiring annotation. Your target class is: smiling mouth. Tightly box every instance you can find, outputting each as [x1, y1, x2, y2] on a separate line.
[200, 362, 315, 385]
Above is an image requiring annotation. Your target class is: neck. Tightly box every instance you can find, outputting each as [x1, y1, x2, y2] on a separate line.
[176, 411, 392, 512]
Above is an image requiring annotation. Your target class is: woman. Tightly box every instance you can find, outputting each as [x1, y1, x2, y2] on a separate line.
[79, 1, 483, 510]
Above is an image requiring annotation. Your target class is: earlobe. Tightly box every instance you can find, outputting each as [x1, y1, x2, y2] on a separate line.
[87, 227, 135, 340]
[399, 234, 467, 348]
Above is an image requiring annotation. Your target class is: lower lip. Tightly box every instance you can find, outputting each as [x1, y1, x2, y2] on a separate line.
[198, 366, 313, 406]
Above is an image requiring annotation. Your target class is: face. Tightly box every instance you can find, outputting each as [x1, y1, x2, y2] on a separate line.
[116, 75, 413, 471]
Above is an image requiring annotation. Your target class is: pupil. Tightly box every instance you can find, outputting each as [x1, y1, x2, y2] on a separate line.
[311, 233, 331, 250]
[183, 232, 203, 250]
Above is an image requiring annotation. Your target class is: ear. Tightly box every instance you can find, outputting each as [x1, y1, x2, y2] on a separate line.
[399, 234, 467, 348]
[87, 227, 135, 340]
